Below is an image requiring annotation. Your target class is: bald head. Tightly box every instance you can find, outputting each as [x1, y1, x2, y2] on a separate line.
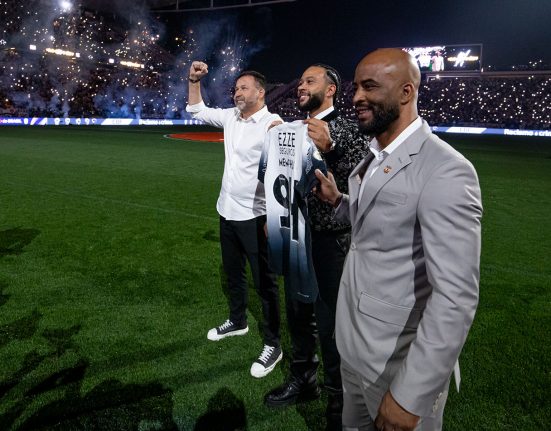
[352, 48, 421, 145]
[359, 48, 421, 94]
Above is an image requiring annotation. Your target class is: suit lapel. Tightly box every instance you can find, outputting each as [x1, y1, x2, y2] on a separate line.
[355, 121, 431, 219]
[348, 153, 374, 224]
[321, 110, 338, 122]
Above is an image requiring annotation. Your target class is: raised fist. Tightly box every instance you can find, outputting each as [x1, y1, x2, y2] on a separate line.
[190, 61, 208, 80]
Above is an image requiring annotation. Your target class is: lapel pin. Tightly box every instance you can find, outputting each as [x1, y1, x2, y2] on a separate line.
[383, 165, 392, 174]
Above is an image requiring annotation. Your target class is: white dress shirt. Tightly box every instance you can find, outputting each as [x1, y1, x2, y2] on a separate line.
[186, 101, 282, 221]
[312, 105, 335, 120]
[358, 117, 423, 202]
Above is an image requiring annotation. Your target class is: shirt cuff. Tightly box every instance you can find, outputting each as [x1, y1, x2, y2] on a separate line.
[186, 101, 206, 113]
[333, 194, 349, 222]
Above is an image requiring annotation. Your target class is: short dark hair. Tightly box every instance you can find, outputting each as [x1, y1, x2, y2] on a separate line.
[311, 63, 341, 100]
[236, 70, 266, 90]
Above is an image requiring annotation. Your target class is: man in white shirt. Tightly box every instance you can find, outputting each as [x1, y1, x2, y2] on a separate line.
[186, 61, 283, 378]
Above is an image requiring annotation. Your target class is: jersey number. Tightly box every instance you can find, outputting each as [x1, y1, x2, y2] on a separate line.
[273, 174, 307, 242]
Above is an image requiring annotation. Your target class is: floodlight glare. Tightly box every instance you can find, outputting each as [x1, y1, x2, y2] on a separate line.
[59, 0, 73, 12]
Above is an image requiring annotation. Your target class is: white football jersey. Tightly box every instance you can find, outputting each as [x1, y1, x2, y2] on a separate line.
[259, 121, 327, 303]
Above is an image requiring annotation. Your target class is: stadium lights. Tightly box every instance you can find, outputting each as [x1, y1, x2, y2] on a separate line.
[448, 51, 479, 67]
[120, 60, 145, 69]
[59, 0, 73, 12]
[45, 47, 75, 57]
[29, 45, 37, 51]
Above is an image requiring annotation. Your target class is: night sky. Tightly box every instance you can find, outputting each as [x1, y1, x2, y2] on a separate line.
[161, 0, 551, 82]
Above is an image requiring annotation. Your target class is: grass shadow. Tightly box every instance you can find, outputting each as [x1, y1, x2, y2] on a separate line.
[0, 321, 179, 430]
[202, 229, 219, 243]
[295, 394, 327, 431]
[0, 227, 41, 258]
[194, 387, 247, 431]
[0, 282, 9, 306]
[0, 309, 41, 348]
[16, 378, 179, 431]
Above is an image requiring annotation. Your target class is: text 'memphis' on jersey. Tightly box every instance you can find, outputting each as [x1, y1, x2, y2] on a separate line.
[258, 121, 327, 303]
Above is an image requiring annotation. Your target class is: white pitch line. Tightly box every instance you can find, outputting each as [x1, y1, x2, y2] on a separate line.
[5, 181, 218, 222]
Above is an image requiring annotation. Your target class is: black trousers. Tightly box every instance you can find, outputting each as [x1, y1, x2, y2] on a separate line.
[283, 229, 350, 385]
[219, 215, 280, 347]
[284, 277, 319, 380]
[312, 228, 350, 392]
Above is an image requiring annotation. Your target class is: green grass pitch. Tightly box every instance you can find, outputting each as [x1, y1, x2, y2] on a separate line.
[0, 126, 550, 430]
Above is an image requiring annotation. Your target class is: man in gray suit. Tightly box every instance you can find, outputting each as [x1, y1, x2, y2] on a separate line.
[315, 48, 482, 431]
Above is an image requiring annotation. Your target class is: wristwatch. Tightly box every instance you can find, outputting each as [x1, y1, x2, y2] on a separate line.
[326, 138, 336, 153]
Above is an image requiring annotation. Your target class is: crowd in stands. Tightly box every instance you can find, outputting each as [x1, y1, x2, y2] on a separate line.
[266, 76, 551, 130]
[0, 0, 180, 119]
[1, 1, 550, 129]
[418, 77, 551, 129]
[4, 61, 551, 130]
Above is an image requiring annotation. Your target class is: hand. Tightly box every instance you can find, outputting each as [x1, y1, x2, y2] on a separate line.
[375, 391, 420, 431]
[190, 61, 208, 80]
[314, 169, 341, 207]
[304, 118, 332, 153]
[268, 120, 283, 130]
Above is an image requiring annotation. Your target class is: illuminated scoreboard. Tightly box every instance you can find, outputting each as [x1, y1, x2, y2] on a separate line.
[402, 44, 483, 72]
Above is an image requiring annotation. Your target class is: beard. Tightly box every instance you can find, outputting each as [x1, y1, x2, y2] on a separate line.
[235, 99, 246, 111]
[357, 100, 400, 135]
[298, 91, 324, 113]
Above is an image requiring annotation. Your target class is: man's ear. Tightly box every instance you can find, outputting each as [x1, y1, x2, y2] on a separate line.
[326, 83, 336, 99]
[401, 82, 415, 105]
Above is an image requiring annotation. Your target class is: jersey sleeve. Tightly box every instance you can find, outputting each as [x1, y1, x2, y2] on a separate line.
[258, 127, 274, 184]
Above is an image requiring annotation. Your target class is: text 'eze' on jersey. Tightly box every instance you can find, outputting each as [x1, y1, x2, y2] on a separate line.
[259, 121, 327, 303]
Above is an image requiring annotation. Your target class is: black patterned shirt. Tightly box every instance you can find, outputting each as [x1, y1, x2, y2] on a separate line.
[308, 113, 370, 232]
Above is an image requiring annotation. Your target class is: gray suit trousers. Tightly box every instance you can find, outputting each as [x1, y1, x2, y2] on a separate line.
[341, 360, 447, 431]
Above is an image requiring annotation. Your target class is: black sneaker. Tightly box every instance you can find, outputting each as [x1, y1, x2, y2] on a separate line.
[207, 319, 248, 341]
[250, 344, 283, 378]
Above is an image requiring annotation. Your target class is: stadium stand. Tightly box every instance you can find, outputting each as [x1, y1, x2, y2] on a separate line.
[265, 75, 551, 130]
[1, 1, 550, 129]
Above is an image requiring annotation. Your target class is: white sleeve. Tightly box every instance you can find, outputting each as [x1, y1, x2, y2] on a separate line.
[185, 101, 229, 128]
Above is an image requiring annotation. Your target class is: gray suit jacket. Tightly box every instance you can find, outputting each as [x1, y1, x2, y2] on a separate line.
[335, 120, 482, 418]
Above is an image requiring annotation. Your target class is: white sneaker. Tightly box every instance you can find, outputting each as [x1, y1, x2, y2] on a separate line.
[207, 319, 249, 341]
[250, 344, 283, 378]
